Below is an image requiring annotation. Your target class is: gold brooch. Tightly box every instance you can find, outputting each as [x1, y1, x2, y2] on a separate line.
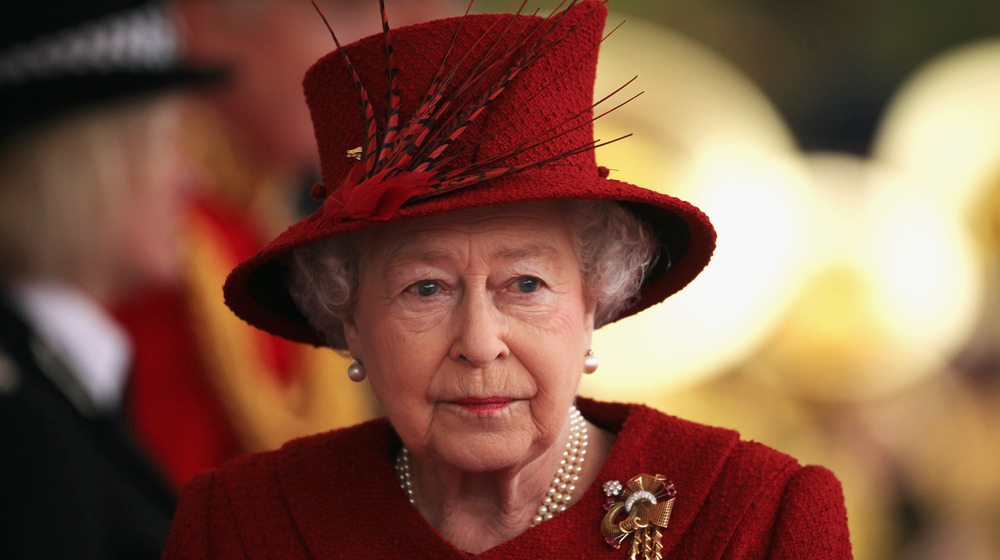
[346, 146, 363, 160]
[601, 474, 676, 560]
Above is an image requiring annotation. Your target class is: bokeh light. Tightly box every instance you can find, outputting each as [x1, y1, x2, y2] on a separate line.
[580, 14, 815, 398]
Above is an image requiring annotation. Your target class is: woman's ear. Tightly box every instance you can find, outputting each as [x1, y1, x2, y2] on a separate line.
[342, 314, 363, 360]
[584, 294, 597, 330]
[583, 300, 596, 348]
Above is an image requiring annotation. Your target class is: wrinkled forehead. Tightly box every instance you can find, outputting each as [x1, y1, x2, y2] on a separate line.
[362, 203, 579, 272]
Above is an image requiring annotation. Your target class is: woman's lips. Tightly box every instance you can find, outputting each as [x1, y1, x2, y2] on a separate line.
[452, 397, 513, 413]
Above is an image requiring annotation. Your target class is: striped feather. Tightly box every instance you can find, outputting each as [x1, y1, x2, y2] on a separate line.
[315, 0, 633, 223]
[373, 0, 402, 170]
[310, 1, 379, 178]
[431, 76, 640, 175]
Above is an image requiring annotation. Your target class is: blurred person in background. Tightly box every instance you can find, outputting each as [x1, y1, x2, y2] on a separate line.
[0, 1, 222, 558]
[113, 0, 460, 493]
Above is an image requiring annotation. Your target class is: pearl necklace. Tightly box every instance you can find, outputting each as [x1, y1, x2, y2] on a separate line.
[394, 404, 589, 526]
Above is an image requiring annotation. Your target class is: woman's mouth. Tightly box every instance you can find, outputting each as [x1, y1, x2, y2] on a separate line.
[452, 397, 513, 413]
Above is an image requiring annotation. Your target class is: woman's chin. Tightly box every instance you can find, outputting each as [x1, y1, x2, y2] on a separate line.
[430, 434, 534, 474]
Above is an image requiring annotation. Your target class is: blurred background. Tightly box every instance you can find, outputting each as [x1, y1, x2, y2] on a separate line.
[473, 1, 1000, 559]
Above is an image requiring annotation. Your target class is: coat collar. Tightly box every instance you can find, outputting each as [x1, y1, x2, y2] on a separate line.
[0, 287, 97, 416]
[6, 280, 131, 411]
[577, 398, 740, 555]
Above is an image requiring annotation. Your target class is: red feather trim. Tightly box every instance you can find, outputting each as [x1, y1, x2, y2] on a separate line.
[322, 166, 435, 221]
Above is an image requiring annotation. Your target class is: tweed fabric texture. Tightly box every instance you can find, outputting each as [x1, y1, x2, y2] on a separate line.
[163, 398, 853, 559]
[222, 1, 717, 346]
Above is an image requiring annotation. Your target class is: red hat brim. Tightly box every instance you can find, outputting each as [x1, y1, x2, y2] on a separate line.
[224, 168, 715, 347]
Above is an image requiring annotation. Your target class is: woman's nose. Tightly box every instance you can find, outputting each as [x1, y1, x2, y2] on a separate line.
[450, 289, 508, 367]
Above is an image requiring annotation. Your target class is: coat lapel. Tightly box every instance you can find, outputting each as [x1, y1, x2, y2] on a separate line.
[278, 418, 474, 559]
[579, 400, 741, 556]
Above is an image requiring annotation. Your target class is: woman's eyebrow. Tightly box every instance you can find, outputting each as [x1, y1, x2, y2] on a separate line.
[379, 241, 564, 277]
[491, 243, 562, 263]
[382, 246, 459, 274]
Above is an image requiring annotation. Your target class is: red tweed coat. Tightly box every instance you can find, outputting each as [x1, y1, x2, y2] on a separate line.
[163, 399, 852, 559]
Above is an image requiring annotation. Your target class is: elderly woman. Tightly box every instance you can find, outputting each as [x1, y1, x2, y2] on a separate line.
[164, 1, 852, 558]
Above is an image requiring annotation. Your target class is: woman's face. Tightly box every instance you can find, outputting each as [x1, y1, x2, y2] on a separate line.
[344, 203, 595, 473]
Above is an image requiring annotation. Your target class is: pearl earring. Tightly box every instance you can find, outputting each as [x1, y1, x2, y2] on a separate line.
[583, 349, 598, 374]
[347, 360, 366, 382]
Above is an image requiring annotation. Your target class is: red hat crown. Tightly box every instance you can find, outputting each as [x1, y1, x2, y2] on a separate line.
[223, 1, 716, 346]
[302, 0, 618, 225]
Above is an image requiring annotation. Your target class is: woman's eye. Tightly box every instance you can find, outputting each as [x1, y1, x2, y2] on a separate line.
[412, 280, 440, 297]
[514, 277, 541, 293]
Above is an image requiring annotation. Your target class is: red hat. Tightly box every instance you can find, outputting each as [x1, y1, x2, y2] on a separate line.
[223, 0, 716, 347]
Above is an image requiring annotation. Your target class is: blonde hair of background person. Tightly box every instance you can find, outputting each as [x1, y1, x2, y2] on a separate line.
[0, 97, 188, 302]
